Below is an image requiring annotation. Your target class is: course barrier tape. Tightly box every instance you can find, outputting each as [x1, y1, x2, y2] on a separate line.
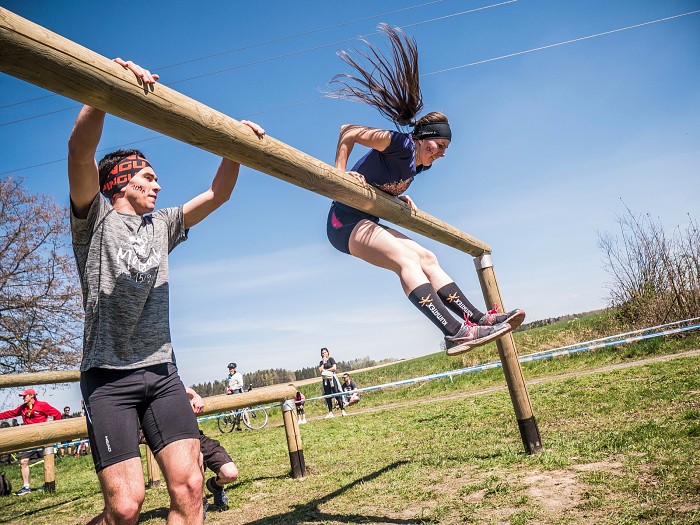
[13, 318, 700, 452]
[299, 318, 700, 405]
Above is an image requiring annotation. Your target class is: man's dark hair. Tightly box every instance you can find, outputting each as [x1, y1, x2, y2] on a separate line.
[98, 148, 146, 195]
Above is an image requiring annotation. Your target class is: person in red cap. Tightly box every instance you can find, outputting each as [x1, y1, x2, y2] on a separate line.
[0, 388, 62, 495]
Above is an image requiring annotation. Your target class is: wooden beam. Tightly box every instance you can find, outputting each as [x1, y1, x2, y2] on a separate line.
[0, 384, 297, 454]
[0, 7, 490, 257]
[0, 370, 80, 389]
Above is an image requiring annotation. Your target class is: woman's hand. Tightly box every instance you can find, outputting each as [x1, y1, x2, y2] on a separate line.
[398, 194, 417, 211]
[240, 120, 266, 137]
[113, 58, 159, 85]
[348, 171, 367, 186]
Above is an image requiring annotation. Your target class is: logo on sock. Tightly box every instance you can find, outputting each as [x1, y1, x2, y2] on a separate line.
[419, 294, 447, 326]
[445, 293, 472, 316]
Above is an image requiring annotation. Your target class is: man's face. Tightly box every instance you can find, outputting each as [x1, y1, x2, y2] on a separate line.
[343, 375, 350, 383]
[229, 367, 235, 374]
[64, 408, 71, 415]
[122, 168, 161, 214]
[23, 394, 34, 403]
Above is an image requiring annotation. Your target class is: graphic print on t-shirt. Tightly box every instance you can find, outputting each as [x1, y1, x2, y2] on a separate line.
[373, 177, 413, 196]
[117, 232, 161, 286]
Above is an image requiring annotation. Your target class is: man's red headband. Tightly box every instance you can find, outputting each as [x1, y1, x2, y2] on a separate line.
[101, 155, 153, 200]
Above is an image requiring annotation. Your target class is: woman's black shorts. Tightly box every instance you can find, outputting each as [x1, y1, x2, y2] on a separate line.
[326, 202, 380, 255]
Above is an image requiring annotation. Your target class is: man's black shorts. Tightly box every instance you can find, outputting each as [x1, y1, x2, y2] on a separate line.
[199, 431, 233, 474]
[80, 362, 200, 473]
[18, 449, 43, 463]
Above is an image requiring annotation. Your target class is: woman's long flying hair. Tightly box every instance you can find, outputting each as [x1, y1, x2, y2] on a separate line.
[328, 24, 423, 126]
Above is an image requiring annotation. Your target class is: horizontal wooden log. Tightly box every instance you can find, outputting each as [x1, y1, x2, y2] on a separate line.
[200, 384, 297, 416]
[0, 7, 490, 256]
[0, 384, 297, 454]
[0, 370, 81, 389]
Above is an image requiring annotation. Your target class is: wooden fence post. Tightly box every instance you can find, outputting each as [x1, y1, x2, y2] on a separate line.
[281, 400, 306, 479]
[145, 446, 161, 488]
[43, 446, 55, 493]
[475, 254, 543, 454]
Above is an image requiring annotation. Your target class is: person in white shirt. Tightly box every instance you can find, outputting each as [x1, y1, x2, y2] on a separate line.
[226, 363, 244, 395]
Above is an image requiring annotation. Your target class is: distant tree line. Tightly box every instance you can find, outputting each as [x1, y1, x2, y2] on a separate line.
[190, 356, 396, 394]
[517, 310, 605, 331]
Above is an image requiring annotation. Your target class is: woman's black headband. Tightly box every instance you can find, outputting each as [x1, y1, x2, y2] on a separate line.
[413, 122, 452, 141]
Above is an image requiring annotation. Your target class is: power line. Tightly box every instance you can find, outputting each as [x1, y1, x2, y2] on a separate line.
[0, 0, 517, 125]
[0, 0, 447, 110]
[163, 1, 519, 85]
[423, 8, 700, 76]
[2, 8, 697, 177]
[156, 0, 447, 71]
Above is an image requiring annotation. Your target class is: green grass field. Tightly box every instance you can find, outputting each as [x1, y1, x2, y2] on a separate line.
[1, 311, 699, 524]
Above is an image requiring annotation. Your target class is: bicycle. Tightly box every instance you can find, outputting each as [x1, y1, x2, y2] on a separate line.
[217, 406, 268, 433]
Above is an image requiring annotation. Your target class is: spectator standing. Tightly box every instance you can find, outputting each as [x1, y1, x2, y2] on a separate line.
[318, 348, 346, 418]
[59, 406, 74, 457]
[225, 363, 247, 431]
[341, 373, 361, 407]
[0, 388, 62, 495]
[226, 363, 244, 395]
[294, 390, 307, 424]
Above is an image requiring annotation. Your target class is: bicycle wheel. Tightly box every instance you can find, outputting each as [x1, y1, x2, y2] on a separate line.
[243, 407, 268, 430]
[218, 413, 236, 433]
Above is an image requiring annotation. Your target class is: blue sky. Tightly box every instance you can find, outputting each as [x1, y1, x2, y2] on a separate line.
[1, 0, 698, 412]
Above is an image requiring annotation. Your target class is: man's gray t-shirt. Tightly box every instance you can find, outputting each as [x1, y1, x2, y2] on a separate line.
[71, 196, 187, 371]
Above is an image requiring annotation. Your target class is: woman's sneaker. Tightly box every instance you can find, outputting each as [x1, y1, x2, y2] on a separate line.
[478, 305, 526, 331]
[444, 320, 511, 356]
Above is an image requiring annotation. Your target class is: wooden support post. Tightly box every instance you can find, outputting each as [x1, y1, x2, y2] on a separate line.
[145, 446, 161, 488]
[281, 400, 306, 479]
[474, 254, 543, 454]
[43, 446, 55, 493]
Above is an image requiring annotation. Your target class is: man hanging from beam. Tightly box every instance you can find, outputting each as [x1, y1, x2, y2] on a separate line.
[68, 58, 264, 525]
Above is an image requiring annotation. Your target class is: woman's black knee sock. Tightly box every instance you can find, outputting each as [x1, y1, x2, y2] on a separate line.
[408, 283, 462, 336]
[436, 282, 484, 322]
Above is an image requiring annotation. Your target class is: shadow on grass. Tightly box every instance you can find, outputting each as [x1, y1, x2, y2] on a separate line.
[242, 460, 424, 525]
[138, 507, 169, 522]
[0, 493, 89, 524]
[135, 474, 291, 523]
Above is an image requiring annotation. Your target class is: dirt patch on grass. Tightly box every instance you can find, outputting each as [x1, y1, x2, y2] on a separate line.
[522, 460, 623, 513]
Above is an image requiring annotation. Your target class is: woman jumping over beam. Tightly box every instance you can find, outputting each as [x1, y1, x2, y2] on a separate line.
[326, 24, 525, 356]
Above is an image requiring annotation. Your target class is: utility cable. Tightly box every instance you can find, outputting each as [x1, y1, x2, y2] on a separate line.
[2, 7, 696, 176]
